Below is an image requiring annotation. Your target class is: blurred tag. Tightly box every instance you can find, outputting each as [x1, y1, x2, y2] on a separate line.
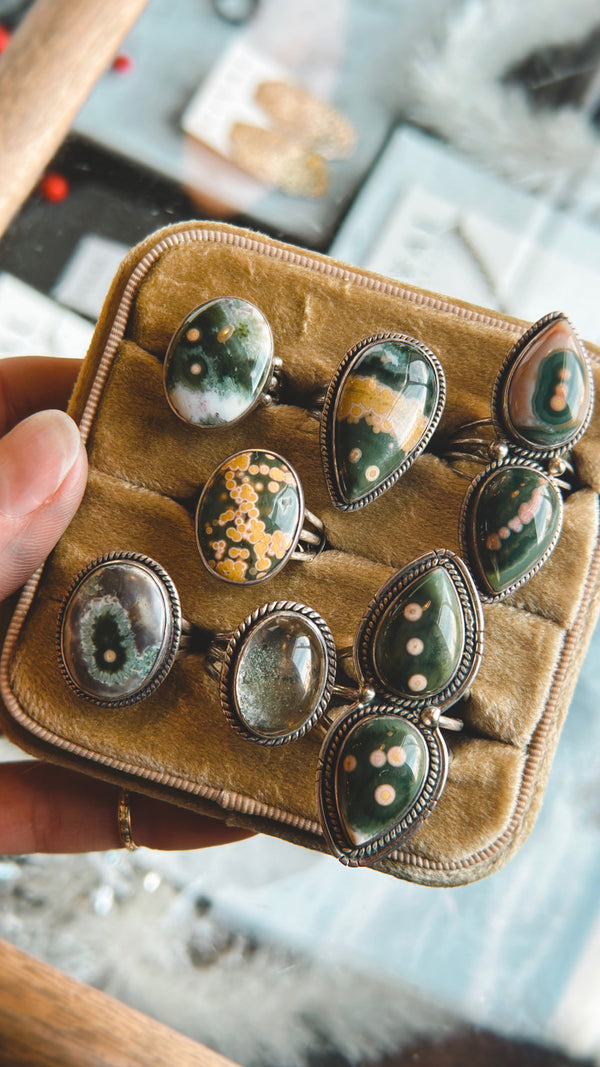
[182, 39, 285, 158]
[53, 233, 129, 320]
[0, 274, 93, 361]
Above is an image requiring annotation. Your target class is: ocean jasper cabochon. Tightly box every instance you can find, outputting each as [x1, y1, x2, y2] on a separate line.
[467, 464, 562, 596]
[164, 297, 273, 427]
[502, 316, 592, 451]
[335, 715, 429, 846]
[372, 567, 465, 698]
[233, 612, 329, 739]
[60, 558, 177, 704]
[328, 337, 442, 506]
[196, 449, 303, 584]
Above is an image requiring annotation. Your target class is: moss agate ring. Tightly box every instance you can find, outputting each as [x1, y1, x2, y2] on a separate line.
[318, 549, 484, 867]
[163, 296, 280, 429]
[57, 552, 186, 707]
[319, 332, 446, 511]
[205, 601, 340, 745]
[196, 448, 326, 585]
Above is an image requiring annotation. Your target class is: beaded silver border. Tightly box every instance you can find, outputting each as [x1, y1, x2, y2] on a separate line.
[214, 601, 337, 746]
[195, 448, 308, 586]
[354, 549, 484, 709]
[57, 551, 182, 708]
[319, 332, 446, 511]
[490, 311, 594, 461]
[458, 456, 564, 603]
[163, 295, 276, 430]
[317, 699, 448, 866]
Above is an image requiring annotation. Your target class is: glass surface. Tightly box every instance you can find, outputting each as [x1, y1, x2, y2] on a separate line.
[2, 1, 600, 1064]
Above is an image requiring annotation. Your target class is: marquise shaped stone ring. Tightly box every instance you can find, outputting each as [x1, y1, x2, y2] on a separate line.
[442, 313, 594, 602]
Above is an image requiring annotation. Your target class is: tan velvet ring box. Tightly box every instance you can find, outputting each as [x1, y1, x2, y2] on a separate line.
[2, 220, 600, 887]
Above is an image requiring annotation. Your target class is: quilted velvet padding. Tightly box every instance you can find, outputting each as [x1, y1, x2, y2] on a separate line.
[2, 221, 599, 886]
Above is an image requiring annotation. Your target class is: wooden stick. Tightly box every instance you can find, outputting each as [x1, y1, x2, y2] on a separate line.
[0, 938, 239, 1066]
[0, 0, 150, 237]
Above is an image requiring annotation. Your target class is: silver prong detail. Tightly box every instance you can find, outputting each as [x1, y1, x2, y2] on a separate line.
[290, 508, 327, 562]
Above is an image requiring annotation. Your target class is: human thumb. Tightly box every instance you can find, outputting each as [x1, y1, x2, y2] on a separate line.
[0, 409, 88, 599]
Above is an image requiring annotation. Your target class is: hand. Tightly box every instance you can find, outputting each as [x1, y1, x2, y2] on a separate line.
[0, 357, 251, 854]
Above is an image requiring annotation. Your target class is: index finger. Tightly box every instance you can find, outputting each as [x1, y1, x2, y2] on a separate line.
[0, 357, 82, 436]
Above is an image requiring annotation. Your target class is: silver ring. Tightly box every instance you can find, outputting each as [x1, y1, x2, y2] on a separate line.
[57, 551, 188, 708]
[195, 448, 327, 586]
[444, 313, 593, 603]
[317, 548, 483, 868]
[163, 296, 281, 430]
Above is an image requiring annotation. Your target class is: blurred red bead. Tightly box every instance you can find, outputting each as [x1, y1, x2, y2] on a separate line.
[112, 54, 133, 73]
[40, 172, 70, 204]
[0, 24, 11, 53]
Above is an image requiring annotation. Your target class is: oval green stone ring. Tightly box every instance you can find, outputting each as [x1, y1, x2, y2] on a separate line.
[163, 297, 278, 429]
[195, 448, 326, 585]
[57, 552, 184, 707]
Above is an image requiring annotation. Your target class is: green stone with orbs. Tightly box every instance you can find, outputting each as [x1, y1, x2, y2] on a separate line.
[164, 297, 273, 428]
[196, 449, 302, 584]
[333, 340, 439, 504]
[60, 560, 173, 703]
[505, 317, 590, 449]
[234, 612, 328, 739]
[469, 465, 561, 595]
[336, 716, 429, 846]
[373, 568, 465, 698]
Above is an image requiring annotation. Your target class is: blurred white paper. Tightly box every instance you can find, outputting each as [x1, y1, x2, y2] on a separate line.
[0, 274, 93, 361]
[53, 233, 128, 321]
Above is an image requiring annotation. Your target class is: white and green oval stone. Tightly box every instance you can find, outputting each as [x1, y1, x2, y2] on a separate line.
[234, 612, 328, 739]
[505, 317, 590, 449]
[469, 466, 561, 595]
[336, 716, 429, 846]
[333, 339, 439, 504]
[373, 568, 465, 698]
[164, 297, 273, 427]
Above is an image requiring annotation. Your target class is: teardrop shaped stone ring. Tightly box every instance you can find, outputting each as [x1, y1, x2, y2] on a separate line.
[319, 332, 446, 511]
[317, 548, 484, 867]
[195, 448, 326, 585]
[57, 551, 188, 708]
[163, 296, 281, 428]
[444, 313, 594, 602]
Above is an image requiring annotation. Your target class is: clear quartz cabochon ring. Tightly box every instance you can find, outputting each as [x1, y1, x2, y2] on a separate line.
[195, 448, 326, 585]
[317, 549, 484, 867]
[319, 332, 446, 511]
[57, 552, 186, 707]
[205, 601, 344, 745]
[163, 296, 280, 429]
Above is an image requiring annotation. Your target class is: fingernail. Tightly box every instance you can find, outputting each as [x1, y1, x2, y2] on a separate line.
[0, 409, 82, 518]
